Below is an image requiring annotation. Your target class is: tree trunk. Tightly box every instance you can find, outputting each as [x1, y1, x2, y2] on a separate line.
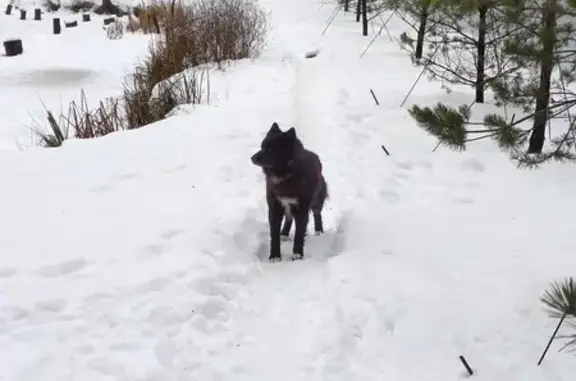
[528, 0, 557, 154]
[361, 0, 368, 36]
[95, 0, 122, 16]
[344, 0, 349, 12]
[415, 2, 430, 60]
[356, 0, 361, 22]
[101, 0, 113, 11]
[475, 4, 488, 103]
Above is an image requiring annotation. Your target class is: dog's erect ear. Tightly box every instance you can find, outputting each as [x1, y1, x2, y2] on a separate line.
[267, 122, 281, 136]
[284, 127, 297, 140]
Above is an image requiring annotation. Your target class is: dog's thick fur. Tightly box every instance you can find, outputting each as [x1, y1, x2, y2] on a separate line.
[251, 123, 328, 262]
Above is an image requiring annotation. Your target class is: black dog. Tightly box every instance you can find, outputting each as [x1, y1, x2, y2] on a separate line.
[251, 123, 328, 262]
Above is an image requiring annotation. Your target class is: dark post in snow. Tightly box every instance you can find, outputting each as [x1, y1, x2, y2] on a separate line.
[5, 3, 13, 15]
[361, 0, 368, 36]
[82, 13, 91, 22]
[34, 8, 41, 20]
[19, 9, 26, 20]
[459, 355, 474, 376]
[65, 21, 78, 28]
[3, 39, 24, 56]
[53, 18, 61, 34]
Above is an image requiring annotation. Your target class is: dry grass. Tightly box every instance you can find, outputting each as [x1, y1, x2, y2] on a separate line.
[33, 0, 268, 147]
[123, 64, 210, 129]
[33, 67, 208, 147]
[32, 91, 124, 147]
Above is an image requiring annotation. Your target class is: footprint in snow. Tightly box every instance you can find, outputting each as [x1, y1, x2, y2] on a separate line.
[90, 172, 140, 193]
[0, 267, 18, 278]
[113, 172, 139, 181]
[162, 164, 188, 174]
[86, 356, 126, 376]
[451, 196, 475, 205]
[378, 189, 400, 204]
[159, 228, 186, 241]
[1, 305, 30, 321]
[36, 258, 88, 278]
[136, 242, 168, 259]
[34, 298, 67, 313]
[461, 158, 486, 173]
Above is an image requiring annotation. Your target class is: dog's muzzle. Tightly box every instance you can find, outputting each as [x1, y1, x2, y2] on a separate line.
[251, 152, 261, 165]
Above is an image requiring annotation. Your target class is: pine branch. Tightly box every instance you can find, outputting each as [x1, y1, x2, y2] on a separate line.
[541, 277, 576, 319]
[408, 103, 469, 150]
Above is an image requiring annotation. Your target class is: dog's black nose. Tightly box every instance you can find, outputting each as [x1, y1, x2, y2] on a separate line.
[251, 152, 260, 165]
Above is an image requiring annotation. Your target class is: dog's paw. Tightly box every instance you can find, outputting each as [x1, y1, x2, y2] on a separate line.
[314, 231, 323, 236]
[269, 256, 282, 263]
[291, 253, 304, 261]
[280, 235, 290, 242]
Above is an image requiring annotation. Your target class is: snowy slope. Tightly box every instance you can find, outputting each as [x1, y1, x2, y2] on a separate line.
[1, 0, 576, 380]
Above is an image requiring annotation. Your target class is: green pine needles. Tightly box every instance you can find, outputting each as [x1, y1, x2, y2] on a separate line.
[541, 277, 576, 353]
[408, 101, 576, 169]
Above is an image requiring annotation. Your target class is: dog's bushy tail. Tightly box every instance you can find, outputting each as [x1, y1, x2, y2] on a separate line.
[312, 176, 328, 214]
[320, 176, 328, 201]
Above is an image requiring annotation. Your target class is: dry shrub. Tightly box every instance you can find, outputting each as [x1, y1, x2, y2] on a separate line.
[122, 1, 204, 128]
[126, 13, 141, 32]
[131, 1, 171, 34]
[33, 0, 268, 146]
[64, 0, 95, 13]
[121, 0, 267, 128]
[105, 18, 125, 39]
[129, 0, 268, 62]
[42, 0, 61, 12]
[124, 68, 209, 129]
[195, 0, 268, 63]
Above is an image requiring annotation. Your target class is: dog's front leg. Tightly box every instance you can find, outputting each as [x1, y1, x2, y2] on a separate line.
[267, 197, 284, 262]
[292, 204, 310, 260]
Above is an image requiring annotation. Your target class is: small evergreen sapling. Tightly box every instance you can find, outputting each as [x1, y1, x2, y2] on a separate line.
[538, 277, 576, 365]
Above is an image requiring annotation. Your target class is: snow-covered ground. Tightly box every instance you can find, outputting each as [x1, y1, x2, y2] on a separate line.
[1, 0, 576, 380]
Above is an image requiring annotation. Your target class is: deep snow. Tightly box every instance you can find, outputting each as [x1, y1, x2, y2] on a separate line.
[1, 0, 576, 380]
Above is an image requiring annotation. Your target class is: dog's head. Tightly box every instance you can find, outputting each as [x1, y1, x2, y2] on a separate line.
[251, 123, 302, 172]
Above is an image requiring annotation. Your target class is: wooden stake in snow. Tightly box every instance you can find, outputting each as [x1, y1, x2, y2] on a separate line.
[53, 17, 61, 34]
[3, 39, 23, 56]
[370, 89, 379, 106]
[459, 355, 474, 376]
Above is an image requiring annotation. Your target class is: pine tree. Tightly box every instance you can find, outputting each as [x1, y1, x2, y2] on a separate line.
[386, 0, 439, 60]
[414, 0, 524, 103]
[408, 0, 576, 167]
